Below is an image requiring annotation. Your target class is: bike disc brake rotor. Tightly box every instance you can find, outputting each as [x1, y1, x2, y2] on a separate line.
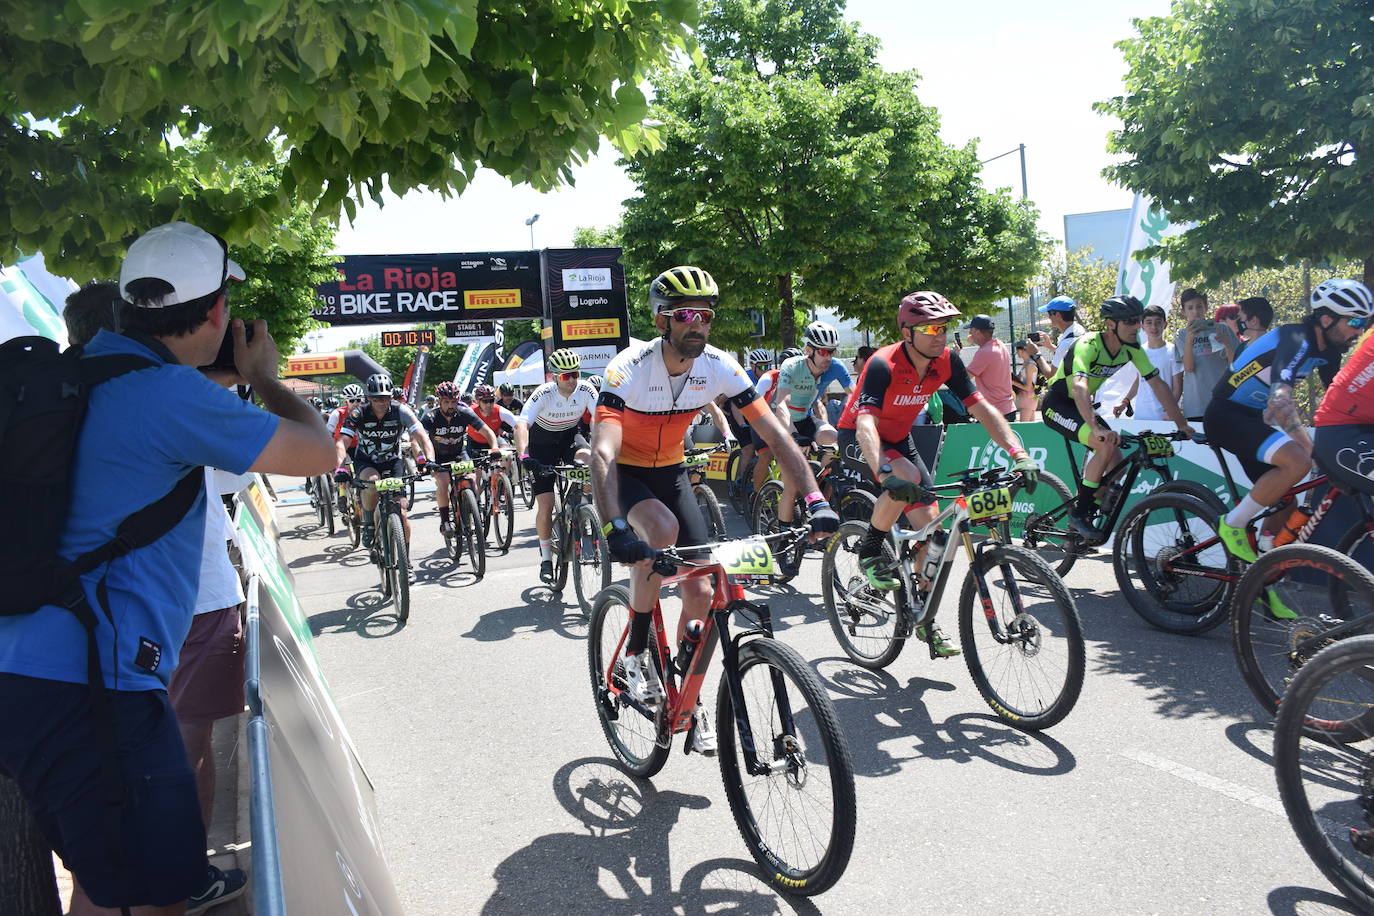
[773, 734, 808, 789]
[1004, 612, 1042, 656]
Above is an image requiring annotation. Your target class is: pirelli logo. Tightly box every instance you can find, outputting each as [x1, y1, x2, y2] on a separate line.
[284, 354, 345, 376]
[463, 289, 521, 309]
[1228, 361, 1262, 387]
[561, 318, 621, 340]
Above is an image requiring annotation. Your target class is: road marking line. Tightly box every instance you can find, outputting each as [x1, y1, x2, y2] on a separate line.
[337, 685, 386, 703]
[1119, 748, 1287, 819]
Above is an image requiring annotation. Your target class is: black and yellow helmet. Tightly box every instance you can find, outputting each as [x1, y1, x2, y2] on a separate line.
[548, 348, 580, 372]
[649, 266, 719, 312]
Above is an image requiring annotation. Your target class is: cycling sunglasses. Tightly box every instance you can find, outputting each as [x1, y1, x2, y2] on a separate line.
[911, 322, 949, 336]
[1114, 317, 1143, 326]
[811, 346, 836, 357]
[557, 371, 579, 381]
[667, 308, 715, 324]
[478, 397, 496, 404]
[1346, 316, 1370, 330]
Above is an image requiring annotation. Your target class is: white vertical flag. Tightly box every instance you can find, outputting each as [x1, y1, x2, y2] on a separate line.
[1116, 194, 1191, 309]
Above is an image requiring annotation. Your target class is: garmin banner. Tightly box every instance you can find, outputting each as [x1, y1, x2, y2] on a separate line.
[543, 248, 630, 372]
[313, 252, 544, 326]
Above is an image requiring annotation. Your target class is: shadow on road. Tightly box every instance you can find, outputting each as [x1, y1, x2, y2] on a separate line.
[462, 586, 589, 643]
[481, 757, 818, 915]
[287, 540, 369, 570]
[1267, 885, 1362, 914]
[811, 657, 1077, 778]
[307, 589, 405, 638]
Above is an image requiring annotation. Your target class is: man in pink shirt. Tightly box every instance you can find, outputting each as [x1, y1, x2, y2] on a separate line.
[963, 314, 1017, 420]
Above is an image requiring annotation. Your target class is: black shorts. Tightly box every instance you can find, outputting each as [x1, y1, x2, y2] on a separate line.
[1041, 391, 1103, 448]
[353, 452, 404, 478]
[836, 427, 934, 506]
[528, 436, 581, 496]
[0, 675, 207, 908]
[617, 463, 710, 549]
[753, 415, 817, 451]
[1315, 424, 1374, 498]
[1204, 398, 1293, 484]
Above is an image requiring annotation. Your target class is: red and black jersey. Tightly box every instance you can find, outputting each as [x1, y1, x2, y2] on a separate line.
[837, 341, 982, 441]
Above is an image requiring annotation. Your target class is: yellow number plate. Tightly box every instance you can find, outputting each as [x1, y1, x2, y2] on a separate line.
[967, 486, 1012, 523]
[375, 477, 406, 493]
[684, 452, 711, 469]
[712, 537, 775, 584]
[1143, 434, 1174, 458]
[562, 467, 591, 483]
[448, 460, 475, 474]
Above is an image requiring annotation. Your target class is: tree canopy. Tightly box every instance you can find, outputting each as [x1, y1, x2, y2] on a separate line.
[2, 0, 698, 277]
[617, 0, 1041, 349]
[1097, 0, 1374, 285]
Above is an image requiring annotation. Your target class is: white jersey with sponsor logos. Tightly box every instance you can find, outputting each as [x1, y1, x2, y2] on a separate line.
[519, 379, 597, 434]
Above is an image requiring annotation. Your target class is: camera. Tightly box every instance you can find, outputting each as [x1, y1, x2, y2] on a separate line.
[201, 322, 254, 372]
[1028, 331, 1044, 343]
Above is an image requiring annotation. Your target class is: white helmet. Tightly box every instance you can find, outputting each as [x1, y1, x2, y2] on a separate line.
[342, 383, 364, 400]
[587, 375, 603, 390]
[747, 347, 772, 366]
[1312, 279, 1374, 319]
[803, 321, 840, 349]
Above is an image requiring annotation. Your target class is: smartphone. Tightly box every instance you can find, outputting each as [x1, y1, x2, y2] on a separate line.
[201, 323, 254, 372]
[1028, 331, 1043, 343]
[1194, 318, 1215, 330]
[953, 332, 964, 350]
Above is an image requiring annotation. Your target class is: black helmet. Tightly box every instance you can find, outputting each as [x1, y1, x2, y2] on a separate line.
[1100, 295, 1145, 320]
[365, 373, 393, 397]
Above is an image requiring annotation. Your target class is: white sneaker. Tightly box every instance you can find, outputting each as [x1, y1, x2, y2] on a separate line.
[622, 650, 665, 706]
[691, 701, 717, 756]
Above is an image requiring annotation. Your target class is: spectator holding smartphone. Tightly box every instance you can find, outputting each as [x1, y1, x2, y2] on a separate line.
[1174, 287, 1238, 420]
[1012, 339, 1040, 421]
[1028, 296, 1084, 379]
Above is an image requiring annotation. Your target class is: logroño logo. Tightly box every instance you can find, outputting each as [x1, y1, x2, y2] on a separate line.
[568, 294, 610, 309]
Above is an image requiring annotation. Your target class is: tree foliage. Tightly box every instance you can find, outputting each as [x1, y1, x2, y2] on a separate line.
[1034, 246, 1119, 333]
[1097, 0, 1374, 285]
[2, 0, 698, 277]
[617, 0, 1042, 349]
[351, 323, 466, 393]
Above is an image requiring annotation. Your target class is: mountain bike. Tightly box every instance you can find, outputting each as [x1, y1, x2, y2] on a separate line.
[1231, 540, 1374, 721]
[515, 456, 536, 510]
[588, 528, 856, 895]
[352, 471, 426, 623]
[306, 472, 335, 535]
[338, 472, 364, 549]
[438, 459, 486, 579]
[685, 447, 727, 540]
[1001, 428, 1215, 578]
[539, 462, 609, 616]
[1118, 456, 1374, 635]
[1273, 633, 1374, 912]
[475, 447, 516, 552]
[821, 465, 1084, 730]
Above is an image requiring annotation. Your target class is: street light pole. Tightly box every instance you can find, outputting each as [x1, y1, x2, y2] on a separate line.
[981, 143, 1031, 356]
[524, 213, 540, 250]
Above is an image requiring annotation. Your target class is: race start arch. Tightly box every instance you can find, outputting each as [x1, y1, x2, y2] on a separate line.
[311, 248, 629, 374]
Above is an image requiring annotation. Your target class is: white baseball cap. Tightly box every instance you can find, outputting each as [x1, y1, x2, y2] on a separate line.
[119, 221, 244, 308]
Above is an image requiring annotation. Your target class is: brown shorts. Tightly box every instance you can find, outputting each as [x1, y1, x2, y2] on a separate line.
[168, 605, 245, 723]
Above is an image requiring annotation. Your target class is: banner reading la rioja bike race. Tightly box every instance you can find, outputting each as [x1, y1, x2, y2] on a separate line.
[313, 252, 545, 325]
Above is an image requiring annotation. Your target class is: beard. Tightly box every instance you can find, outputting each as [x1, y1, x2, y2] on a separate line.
[671, 329, 708, 358]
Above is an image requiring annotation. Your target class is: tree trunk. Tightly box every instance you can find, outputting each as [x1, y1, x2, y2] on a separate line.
[0, 775, 61, 916]
[777, 274, 796, 349]
[1363, 256, 1374, 292]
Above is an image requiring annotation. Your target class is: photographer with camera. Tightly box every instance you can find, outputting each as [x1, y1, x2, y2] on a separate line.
[1027, 296, 1085, 380]
[1174, 287, 1238, 421]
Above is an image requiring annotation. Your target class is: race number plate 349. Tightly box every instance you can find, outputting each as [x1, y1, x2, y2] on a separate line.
[712, 537, 776, 585]
[967, 486, 1012, 524]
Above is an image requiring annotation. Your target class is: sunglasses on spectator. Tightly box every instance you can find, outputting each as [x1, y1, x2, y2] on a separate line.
[557, 371, 579, 381]
[668, 308, 715, 324]
[910, 322, 949, 336]
[811, 346, 836, 357]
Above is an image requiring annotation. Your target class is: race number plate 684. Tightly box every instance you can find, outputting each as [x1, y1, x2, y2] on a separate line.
[968, 486, 1012, 523]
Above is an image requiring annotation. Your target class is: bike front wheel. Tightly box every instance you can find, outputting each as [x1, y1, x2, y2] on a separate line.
[491, 473, 515, 551]
[1232, 543, 1374, 722]
[587, 585, 670, 778]
[696, 483, 728, 541]
[998, 469, 1080, 577]
[386, 511, 410, 622]
[460, 488, 486, 579]
[717, 637, 856, 896]
[957, 544, 1084, 730]
[820, 521, 906, 669]
[1114, 492, 1237, 634]
[572, 505, 611, 619]
[1274, 635, 1374, 911]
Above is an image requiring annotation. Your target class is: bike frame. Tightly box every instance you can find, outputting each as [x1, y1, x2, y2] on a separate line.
[599, 551, 800, 776]
[1043, 432, 1193, 535]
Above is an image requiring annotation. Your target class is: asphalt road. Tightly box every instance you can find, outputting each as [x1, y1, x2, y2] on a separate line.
[270, 475, 1357, 915]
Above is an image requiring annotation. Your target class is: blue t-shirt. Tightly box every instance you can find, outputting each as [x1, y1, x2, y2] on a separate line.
[0, 330, 278, 691]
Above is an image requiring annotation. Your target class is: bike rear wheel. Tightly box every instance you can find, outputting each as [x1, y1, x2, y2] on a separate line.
[321, 476, 336, 535]
[1274, 635, 1374, 911]
[751, 479, 805, 581]
[998, 469, 1080, 577]
[490, 473, 515, 551]
[838, 487, 877, 524]
[1232, 543, 1374, 722]
[696, 483, 728, 541]
[820, 521, 906, 669]
[588, 585, 670, 777]
[572, 505, 611, 619]
[517, 461, 535, 509]
[552, 512, 571, 592]
[1114, 492, 1236, 633]
[386, 511, 409, 622]
[717, 637, 856, 896]
[442, 479, 461, 562]
[1156, 478, 1228, 517]
[460, 488, 486, 579]
[958, 544, 1084, 730]
[726, 449, 751, 518]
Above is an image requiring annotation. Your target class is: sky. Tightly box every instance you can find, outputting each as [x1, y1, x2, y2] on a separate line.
[316, 0, 1172, 349]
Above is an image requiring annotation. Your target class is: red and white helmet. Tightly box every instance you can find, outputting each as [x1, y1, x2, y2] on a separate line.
[897, 291, 960, 327]
[434, 381, 459, 399]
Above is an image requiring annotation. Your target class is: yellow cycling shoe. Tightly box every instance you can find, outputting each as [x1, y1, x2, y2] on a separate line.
[1217, 516, 1257, 564]
[1263, 588, 1299, 620]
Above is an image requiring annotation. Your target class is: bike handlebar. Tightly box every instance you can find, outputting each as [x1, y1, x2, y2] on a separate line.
[650, 528, 808, 578]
